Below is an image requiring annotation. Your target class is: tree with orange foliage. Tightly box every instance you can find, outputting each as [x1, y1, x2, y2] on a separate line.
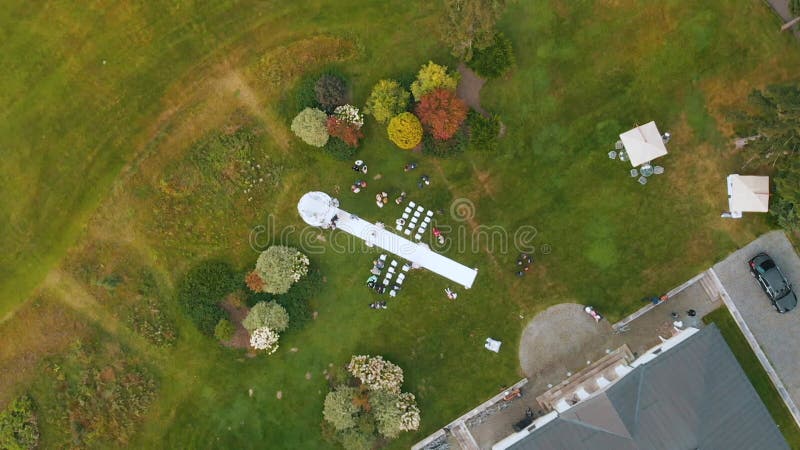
[326, 116, 364, 147]
[245, 271, 265, 293]
[415, 89, 468, 141]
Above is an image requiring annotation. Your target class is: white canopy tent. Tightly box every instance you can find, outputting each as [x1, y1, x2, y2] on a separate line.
[297, 191, 339, 228]
[297, 192, 478, 289]
[727, 174, 769, 217]
[619, 121, 668, 167]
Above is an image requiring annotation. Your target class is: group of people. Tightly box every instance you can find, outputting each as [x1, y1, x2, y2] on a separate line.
[515, 253, 533, 277]
[366, 259, 402, 298]
[375, 191, 389, 208]
[352, 160, 368, 174]
[417, 174, 431, 189]
[432, 227, 445, 245]
[351, 179, 367, 193]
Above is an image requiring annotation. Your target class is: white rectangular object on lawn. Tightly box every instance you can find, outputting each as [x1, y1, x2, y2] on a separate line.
[619, 121, 668, 167]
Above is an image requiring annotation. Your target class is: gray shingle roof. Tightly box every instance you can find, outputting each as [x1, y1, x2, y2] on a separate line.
[509, 325, 789, 450]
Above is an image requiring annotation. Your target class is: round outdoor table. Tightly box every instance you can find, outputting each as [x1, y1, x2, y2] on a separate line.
[640, 164, 654, 177]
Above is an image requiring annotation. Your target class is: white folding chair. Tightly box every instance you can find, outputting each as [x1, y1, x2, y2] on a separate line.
[416, 206, 424, 213]
[395, 224, 403, 231]
[404, 207, 411, 214]
[426, 210, 434, 217]
[389, 290, 397, 298]
[409, 201, 416, 208]
[379, 254, 387, 261]
[413, 211, 421, 218]
[383, 278, 391, 286]
[402, 212, 409, 219]
[401, 264, 410, 272]
[418, 226, 427, 234]
[423, 217, 431, 224]
[390, 260, 398, 267]
[388, 266, 395, 273]
[404, 229, 411, 236]
[414, 233, 422, 241]
[397, 273, 406, 282]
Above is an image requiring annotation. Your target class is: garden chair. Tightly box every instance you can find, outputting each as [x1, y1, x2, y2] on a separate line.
[638, 176, 648, 185]
[402, 212, 409, 219]
[404, 207, 412, 214]
[426, 210, 434, 217]
[409, 201, 416, 208]
[401, 264, 410, 272]
[615, 140, 624, 150]
[608, 151, 617, 160]
[379, 254, 387, 261]
[415, 233, 422, 241]
[654, 166, 664, 175]
[414, 211, 421, 218]
[404, 229, 411, 236]
[390, 260, 397, 267]
[395, 224, 403, 231]
[423, 216, 431, 224]
[416, 205, 424, 212]
[630, 169, 638, 178]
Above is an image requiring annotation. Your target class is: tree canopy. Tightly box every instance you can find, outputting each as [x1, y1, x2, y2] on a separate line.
[440, 0, 507, 61]
[733, 84, 800, 166]
[364, 80, 411, 124]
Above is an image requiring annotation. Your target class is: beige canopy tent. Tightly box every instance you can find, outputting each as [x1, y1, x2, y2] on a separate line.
[619, 121, 668, 167]
[726, 174, 769, 218]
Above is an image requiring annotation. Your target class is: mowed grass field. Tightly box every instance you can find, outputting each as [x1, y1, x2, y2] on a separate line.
[1, 0, 800, 448]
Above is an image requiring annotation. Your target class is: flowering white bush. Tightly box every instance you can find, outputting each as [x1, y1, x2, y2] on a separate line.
[398, 392, 421, 432]
[254, 246, 310, 294]
[333, 104, 364, 129]
[347, 355, 404, 394]
[250, 326, 280, 354]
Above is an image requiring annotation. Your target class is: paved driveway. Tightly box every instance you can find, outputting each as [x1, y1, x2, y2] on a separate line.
[712, 231, 800, 417]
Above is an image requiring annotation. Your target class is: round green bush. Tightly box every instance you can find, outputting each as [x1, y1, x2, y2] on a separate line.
[214, 318, 235, 341]
[467, 112, 501, 152]
[242, 301, 289, 333]
[364, 79, 410, 124]
[325, 137, 359, 160]
[291, 108, 329, 147]
[467, 33, 515, 79]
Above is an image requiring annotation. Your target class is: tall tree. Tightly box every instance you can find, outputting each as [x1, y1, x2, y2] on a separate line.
[441, 0, 506, 61]
[733, 84, 800, 167]
[773, 157, 800, 231]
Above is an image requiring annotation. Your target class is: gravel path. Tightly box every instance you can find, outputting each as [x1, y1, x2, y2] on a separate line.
[518, 303, 616, 382]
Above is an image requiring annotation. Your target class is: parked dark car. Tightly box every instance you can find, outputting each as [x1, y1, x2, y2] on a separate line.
[749, 252, 798, 313]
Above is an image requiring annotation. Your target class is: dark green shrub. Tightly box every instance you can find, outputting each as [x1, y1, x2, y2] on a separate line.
[0, 395, 39, 450]
[422, 126, 468, 158]
[325, 137, 358, 160]
[467, 112, 501, 152]
[467, 33, 515, 79]
[315, 74, 347, 112]
[177, 260, 238, 335]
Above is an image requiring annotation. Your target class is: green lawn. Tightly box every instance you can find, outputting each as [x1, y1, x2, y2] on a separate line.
[704, 308, 800, 448]
[2, 0, 800, 449]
